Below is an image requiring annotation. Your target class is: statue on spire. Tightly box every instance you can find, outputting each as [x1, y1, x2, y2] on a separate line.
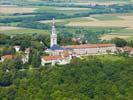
[52, 18, 55, 25]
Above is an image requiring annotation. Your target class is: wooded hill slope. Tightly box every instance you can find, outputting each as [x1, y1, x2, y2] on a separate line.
[0, 55, 133, 99]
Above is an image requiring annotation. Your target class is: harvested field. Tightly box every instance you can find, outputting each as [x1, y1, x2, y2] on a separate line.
[0, 6, 37, 14]
[66, 19, 133, 28]
[119, 15, 133, 20]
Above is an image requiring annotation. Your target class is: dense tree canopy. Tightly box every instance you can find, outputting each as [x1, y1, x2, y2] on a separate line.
[0, 55, 133, 99]
[112, 38, 127, 47]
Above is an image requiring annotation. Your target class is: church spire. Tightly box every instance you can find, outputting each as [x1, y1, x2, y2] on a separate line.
[50, 18, 57, 47]
[52, 18, 56, 35]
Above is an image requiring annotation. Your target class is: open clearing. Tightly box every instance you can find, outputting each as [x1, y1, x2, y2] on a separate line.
[0, 6, 37, 14]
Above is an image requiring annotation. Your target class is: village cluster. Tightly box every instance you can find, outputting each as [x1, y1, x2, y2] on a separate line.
[0, 18, 133, 66]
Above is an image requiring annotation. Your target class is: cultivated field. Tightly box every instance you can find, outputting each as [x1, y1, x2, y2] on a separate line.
[72, 1, 129, 6]
[36, 6, 91, 15]
[101, 34, 133, 40]
[0, 28, 49, 35]
[91, 15, 123, 20]
[66, 15, 133, 29]
[0, 6, 37, 14]
[0, 26, 23, 31]
[66, 20, 133, 28]
[65, 14, 133, 40]
[39, 17, 93, 24]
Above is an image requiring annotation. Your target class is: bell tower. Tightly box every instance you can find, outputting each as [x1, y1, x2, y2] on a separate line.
[50, 18, 57, 47]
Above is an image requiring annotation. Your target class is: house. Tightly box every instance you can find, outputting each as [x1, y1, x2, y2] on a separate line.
[0, 54, 13, 62]
[41, 54, 71, 66]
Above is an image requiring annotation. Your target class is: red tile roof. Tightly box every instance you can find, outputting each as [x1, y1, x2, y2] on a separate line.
[2, 55, 13, 60]
[62, 44, 114, 49]
[42, 55, 63, 61]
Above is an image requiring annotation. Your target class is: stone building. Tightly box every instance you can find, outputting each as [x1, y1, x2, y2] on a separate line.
[41, 18, 116, 66]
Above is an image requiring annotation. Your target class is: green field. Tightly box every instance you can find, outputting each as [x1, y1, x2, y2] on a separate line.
[101, 28, 133, 40]
[92, 15, 123, 20]
[36, 6, 91, 15]
[0, 28, 50, 35]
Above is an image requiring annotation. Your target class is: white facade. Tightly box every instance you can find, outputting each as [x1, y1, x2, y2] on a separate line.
[63, 44, 116, 56]
[14, 46, 20, 52]
[41, 55, 71, 66]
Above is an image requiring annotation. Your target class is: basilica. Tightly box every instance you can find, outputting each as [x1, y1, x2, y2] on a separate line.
[41, 18, 116, 66]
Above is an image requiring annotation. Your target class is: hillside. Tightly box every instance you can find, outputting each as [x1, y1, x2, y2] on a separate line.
[0, 55, 133, 99]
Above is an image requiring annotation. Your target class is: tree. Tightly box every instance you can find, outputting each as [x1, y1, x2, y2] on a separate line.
[112, 38, 127, 47]
[20, 40, 31, 51]
[29, 49, 41, 67]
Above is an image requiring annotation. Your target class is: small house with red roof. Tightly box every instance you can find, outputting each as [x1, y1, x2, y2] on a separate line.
[41, 54, 71, 66]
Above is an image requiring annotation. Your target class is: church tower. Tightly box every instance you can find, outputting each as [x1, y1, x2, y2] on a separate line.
[50, 18, 57, 47]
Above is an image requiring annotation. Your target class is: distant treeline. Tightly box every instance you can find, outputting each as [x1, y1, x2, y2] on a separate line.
[0, 4, 133, 24]
[0, 12, 69, 23]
